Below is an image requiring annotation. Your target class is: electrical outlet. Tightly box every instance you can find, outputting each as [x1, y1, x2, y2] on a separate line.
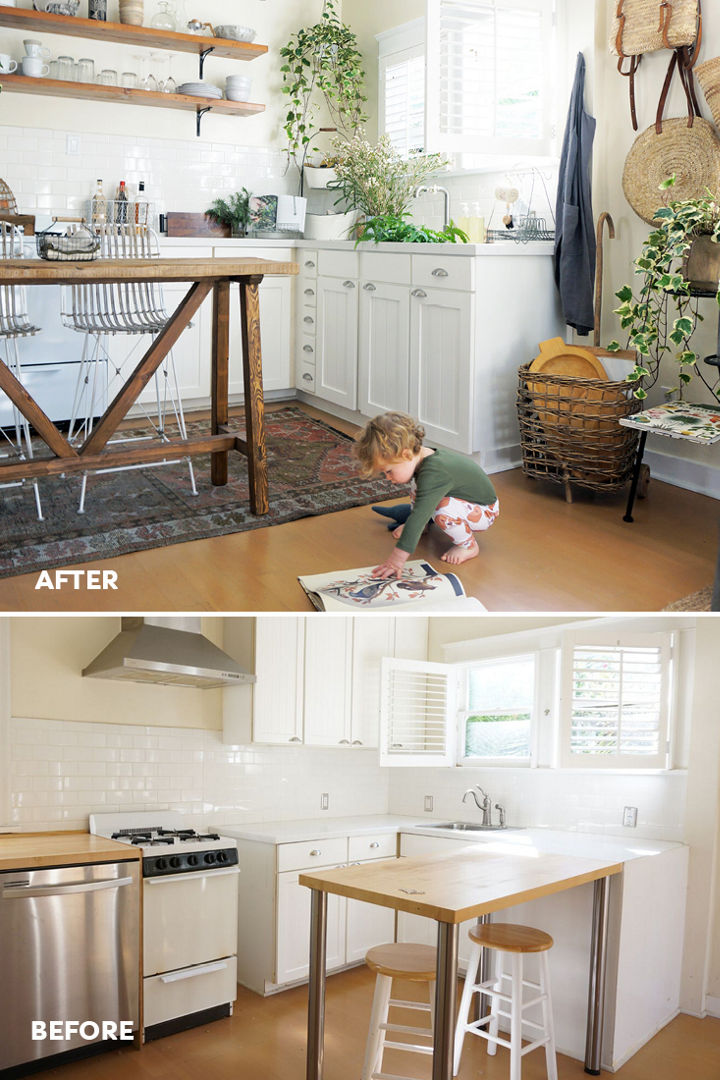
[623, 806, 638, 828]
[424, 795, 434, 812]
[66, 134, 80, 156]
[320, 793, 329, 811]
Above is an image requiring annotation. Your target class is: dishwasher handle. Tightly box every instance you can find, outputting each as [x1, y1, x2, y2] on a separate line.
[2, 875, 134, 898]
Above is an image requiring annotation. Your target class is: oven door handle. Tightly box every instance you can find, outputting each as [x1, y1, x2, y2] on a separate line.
[144, 867, 240, 886]
[159, 960, 229, 984]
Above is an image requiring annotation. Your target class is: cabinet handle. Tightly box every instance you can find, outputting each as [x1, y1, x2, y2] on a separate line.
[363, 282, 376, 291]
[369, 842, 380, 849]
[342, 280, 355, 289]
[349, 861, 361, 866]
[305, 260, 316, 268]
[310, 849, 321, 856]
[303, 344, 314, 353]
[304, 288, 315, 296]
[339, 738, 350, 744]
[289, 736, 302, 743]
[302, 373, 313, 382]
[431, 267, 449, 277]
[411, 288, 427, 298]
[303, 315, 314, 324]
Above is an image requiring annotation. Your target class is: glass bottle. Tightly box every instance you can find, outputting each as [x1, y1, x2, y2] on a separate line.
[470, 201, 486, 243]
[135, 180, 149, 225]
[90, 179, 107, 226]
[150, 1, 177, 31]
[115, 180, 129, 225]
[457, 202, 471, 238]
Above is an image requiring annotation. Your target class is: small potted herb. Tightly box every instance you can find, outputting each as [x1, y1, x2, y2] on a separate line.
[205, 189, 252, 238]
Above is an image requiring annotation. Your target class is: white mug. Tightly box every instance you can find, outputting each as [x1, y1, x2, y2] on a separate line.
[23, 40, 50, 59]
[0, 54, 17, 74]
[21, 56, 50, 78]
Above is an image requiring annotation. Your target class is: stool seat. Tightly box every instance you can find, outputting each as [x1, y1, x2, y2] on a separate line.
[366, 942, 437, 980]
[469, 922, 553, 953]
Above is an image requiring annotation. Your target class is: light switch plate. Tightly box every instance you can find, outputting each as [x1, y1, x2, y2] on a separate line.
[623, 806, 638, 828]
[424, 795, 434, 812]
[320, 793, 329, 811]
[66, 134, 80, 156]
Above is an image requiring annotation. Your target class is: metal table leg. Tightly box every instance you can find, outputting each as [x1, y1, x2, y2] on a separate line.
[585, 876, 611, 1075]
[307, 889, 327, 1080]
[433, 923, 459, 1080]
[623, 430, 647, 523]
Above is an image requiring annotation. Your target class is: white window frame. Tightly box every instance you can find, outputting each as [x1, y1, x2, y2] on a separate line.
[457, 651, 540, 767]
[380, 656, 457, 767]
[559, 629, 674, 770]
[377, 19, 426, 156]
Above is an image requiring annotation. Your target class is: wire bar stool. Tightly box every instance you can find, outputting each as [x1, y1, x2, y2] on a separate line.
[61, 222, 197, 513]
[0, 223, 43, 520]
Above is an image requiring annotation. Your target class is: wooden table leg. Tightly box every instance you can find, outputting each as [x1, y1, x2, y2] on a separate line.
[433, 922, 459, 1080]
[211, 279, 230, 486]
[239, 274, 269, 515]
[584, 875, 611, 1074]
[307, 889, 327, 1080]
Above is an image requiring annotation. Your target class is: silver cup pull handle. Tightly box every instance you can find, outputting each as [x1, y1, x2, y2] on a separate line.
[342, 280, 355, 289]
[431, 267, 449, 277]
[363, 282, 376, 291]
[411, 288, 427, 298]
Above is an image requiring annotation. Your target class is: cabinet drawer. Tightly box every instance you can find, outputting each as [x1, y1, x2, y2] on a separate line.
[301, 283, 317, 307]
[411, 255, 475, 291]
[297, 361, 316, 392]
[348, 833, 398, 861]
[299, 310, 317, 333]
[298, 338, 316, 362]
[277, 836, 348, 872]
[300, 250, 318, 277]
[359, 251, 411, 283]
[318, 249, 358, 279]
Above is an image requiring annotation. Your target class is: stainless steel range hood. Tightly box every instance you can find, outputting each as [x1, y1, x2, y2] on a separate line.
[82, 617, 256, 689]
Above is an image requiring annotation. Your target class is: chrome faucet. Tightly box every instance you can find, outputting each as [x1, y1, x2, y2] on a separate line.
[414, 184, 451, 229]
[462, 785, 493, 826]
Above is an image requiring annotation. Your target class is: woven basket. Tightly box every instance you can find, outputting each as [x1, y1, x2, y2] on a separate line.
[696, 57, 720, 130]
[517, 358, 642, 501]
[622, 117, 720, 224]
[0, 179, 17, 216]
[610, 0, 699, 56]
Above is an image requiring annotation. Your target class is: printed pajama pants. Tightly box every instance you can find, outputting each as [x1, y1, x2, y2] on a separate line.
[431, 496, 500, 549]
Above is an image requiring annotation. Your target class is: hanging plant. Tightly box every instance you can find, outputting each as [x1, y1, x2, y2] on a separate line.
[609, 178, 720, 401]
[279, 0, 368, 191]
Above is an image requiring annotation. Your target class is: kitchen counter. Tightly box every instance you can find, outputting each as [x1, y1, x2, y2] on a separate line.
[219, 814, 419, 844]
[159, 236, 555, 256]
[0, 831, 141, 871]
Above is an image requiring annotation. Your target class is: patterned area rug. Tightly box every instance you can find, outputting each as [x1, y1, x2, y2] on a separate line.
[663, 586, 713, 612]
[0, 407, 405, 578]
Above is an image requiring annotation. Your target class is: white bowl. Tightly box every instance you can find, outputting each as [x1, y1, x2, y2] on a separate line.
[226, 75, 251, 86]
[226, 88, 251, 102]
[214, 25, 256, 43]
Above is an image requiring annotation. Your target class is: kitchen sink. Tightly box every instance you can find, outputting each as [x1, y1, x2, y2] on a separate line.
[418, 821, 507, 832]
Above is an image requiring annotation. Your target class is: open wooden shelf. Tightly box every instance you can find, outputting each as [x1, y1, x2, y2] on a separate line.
[0, 5, 268, 60]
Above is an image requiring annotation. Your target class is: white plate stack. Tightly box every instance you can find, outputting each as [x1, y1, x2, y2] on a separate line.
[225, 75, 252, 102]
[178, 81, 223, 99]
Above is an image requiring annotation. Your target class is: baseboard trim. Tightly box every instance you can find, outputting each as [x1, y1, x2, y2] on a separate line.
[706, 995, 720, 1018]
[644, 448, 720, 500]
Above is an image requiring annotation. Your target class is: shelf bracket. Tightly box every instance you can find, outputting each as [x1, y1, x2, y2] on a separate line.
[196, 105, 212, 137]
[198, 46, 215, 80]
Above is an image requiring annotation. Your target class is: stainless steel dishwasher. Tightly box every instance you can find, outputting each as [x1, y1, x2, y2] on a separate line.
[0, 860, 140, 1073]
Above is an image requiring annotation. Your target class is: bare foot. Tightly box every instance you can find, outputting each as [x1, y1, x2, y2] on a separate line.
[441, 539, 479, 565]
[392, 524, 404, 539]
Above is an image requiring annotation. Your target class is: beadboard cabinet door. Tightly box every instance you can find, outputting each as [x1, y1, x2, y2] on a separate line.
[315, 275, 358, 409]
[303, 620, 353, 746]
[252, 616, 304, 745]
[276, 868, 346, 984]
[350, 616, 396, 749]
[358, 280, 411, 417]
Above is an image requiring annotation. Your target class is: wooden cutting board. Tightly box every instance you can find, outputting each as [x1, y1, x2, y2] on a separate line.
[166, 212, 230, 238]
[530, 337, 609, 379]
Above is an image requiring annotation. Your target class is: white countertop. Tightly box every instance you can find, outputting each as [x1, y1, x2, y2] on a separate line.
[158, 236, 555, 256]
[218, 815, 683, 861]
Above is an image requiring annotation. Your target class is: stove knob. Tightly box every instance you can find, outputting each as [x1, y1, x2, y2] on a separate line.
[170, 856, 181, 869]
[155, 857, 167, 871]
[216, 850, 228, 864]
[204, 851, 217, 865]
[187, 854, 198, 867]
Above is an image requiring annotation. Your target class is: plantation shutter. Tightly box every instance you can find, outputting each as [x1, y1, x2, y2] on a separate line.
[380, 657, 456, 766]
[560, 632, 672, 769]
[377, 19, 426, 157]
[425, 0, 554, 156]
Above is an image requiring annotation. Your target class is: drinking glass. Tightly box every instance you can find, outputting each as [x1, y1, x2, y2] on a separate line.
[76, 58, 95, 83]
[148, 52, 166, 92]
[57, 55, 75, 81]
[97, 68, 118, 86]
[47, 59, 59, 79]
[134, 53, 157, 92]
[121, 71, 138, 88]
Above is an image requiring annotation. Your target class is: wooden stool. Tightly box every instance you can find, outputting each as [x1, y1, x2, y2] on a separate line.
[362, 942, 436, 1080]
[453, 923, 558, 1080]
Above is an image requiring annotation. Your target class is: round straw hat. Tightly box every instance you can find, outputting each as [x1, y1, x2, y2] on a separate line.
[622, 118, 720, 224]
[696, 58, 720, 131]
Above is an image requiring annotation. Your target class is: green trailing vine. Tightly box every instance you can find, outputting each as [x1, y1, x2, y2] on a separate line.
[279, 0, 368, 186]
[609, 179, 720, 401]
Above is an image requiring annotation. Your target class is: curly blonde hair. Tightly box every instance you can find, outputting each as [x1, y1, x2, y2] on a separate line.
[354, 412, 425, 476]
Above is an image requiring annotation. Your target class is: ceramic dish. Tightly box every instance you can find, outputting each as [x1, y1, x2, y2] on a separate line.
[178, 82, 223, 98]
[226, 88, 251, 102]
[214, 25, 256, 42]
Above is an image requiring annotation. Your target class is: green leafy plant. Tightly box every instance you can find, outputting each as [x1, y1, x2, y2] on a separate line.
[357, 213, 468, 245]
[328, 134, 448, 220]
[205, 189, 252, 237]
[609, 178, 720, 401]
[280, 0, 367, 188]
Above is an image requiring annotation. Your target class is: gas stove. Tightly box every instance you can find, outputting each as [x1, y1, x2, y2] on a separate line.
[89, 812, 239, 878]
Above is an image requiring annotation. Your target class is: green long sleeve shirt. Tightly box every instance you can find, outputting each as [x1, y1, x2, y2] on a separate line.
[396, 448, 497, 555]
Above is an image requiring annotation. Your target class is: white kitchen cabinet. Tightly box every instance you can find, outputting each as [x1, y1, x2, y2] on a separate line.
[276, 868, 346, 984]
[251, 616, 304, 745]
[358, 281, 411, 416]
[409, 287, 473, 453]
[316, 275, 358, 410]
[350, 617, 397, 750]
[303, 620, 353, 747]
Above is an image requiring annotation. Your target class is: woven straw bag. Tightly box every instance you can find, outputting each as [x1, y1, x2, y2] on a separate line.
[610, 0, 701, 56]
[696, 57, 720, 129]
[623, 118, 720, 223]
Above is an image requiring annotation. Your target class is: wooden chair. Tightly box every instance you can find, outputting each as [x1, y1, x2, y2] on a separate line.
[453, 923, 558, 1080]
[362, 942, 436, 1080]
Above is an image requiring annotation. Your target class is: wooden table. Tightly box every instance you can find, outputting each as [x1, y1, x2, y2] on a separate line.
[300, 846, 623, 1080]
[0, 257, 298, 514]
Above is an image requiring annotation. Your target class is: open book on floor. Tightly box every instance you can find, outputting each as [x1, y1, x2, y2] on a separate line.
[298, 560, 486, 611]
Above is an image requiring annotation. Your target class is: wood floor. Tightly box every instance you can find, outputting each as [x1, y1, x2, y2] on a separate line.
[39, 967, 720, 1080]
[0, 402, 716, 612]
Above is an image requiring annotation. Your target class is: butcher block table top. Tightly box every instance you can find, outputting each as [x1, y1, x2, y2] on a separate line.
[0, 257, 299, 284]
[0, 831, 140, 871]
[299, 845, 623, 923]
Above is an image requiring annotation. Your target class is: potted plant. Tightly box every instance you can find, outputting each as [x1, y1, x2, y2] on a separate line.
[205, 189, 252, 238]
[280, 0, 367, 195]
[610, 179, 720, 402]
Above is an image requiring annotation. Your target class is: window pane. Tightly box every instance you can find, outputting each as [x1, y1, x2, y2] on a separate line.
[569, 645, 663, 757]
[465, 656, 534, 757]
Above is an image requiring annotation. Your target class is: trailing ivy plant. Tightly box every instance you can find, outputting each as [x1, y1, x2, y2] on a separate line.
[279, 0, 368, 189]
[357, 213, 468, 246]
[609, 178, 720, 401]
